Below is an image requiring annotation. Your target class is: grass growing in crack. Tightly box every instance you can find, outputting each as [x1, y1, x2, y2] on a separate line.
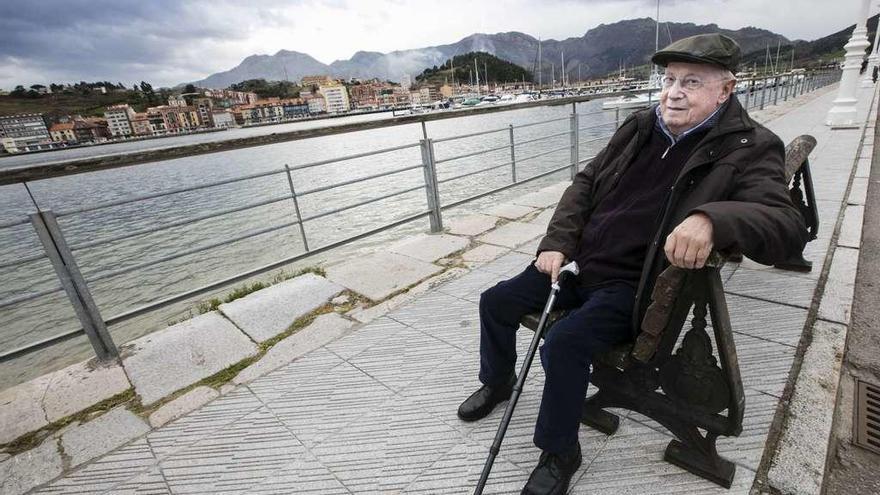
[169, 266, 328, 319]
[1, 388, 136, 456]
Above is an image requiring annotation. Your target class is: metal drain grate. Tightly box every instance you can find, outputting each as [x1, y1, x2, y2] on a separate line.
[855, 379, 880, 455]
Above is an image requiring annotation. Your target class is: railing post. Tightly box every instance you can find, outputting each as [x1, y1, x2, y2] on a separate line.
[784, 75, 790, 101]
[773, 76, 780, 105]
[570, 104, 580, 180]
[284, 164, 310, 252]
[30, 210, 118, 361]
[760, 77, 767, 110]
[420, 138, 443, 232]
[744, 82, 750, 109]
[615, 107, 621, 129]
[509, 124, 517, 183]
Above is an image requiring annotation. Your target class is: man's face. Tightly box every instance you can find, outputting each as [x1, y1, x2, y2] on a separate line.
[659, 62, 735, 135]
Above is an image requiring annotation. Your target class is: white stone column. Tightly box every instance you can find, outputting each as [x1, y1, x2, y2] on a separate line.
[862, 0, 880, 88]
[828, 0, 872, 126]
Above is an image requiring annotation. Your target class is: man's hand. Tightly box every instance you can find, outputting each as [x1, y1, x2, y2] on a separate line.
[536, 251, 566, 283]
[664, 213, 714, 269]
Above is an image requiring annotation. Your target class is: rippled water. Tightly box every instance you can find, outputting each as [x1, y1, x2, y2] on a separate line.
[0, 100, 624, 388]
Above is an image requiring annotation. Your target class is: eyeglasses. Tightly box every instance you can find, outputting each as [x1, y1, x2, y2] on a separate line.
[661, 75, 727, 92]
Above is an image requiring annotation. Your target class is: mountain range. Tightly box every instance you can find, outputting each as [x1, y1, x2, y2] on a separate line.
[189, 18, 800, 89]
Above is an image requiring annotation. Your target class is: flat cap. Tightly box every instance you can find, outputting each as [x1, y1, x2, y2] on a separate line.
[651, 33, 741, 73]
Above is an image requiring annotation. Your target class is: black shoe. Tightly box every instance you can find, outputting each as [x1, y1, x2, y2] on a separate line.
[521, 443, 582, 495]
[456, 375, 515, 422]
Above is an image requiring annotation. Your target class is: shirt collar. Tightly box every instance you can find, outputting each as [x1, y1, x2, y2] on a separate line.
[654, 101, 727, 145]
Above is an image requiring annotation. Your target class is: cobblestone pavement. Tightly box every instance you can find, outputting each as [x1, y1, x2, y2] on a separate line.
[24, 85, 874, 494]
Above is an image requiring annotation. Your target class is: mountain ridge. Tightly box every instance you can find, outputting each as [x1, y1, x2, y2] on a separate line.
[189, 18, 797, 88]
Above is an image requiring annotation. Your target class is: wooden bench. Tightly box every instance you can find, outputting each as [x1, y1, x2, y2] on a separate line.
[520, 135, 818, 488]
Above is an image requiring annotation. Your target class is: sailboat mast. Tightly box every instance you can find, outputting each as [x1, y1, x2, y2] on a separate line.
[474, 57, 480, 94]
[775, 40, 781, 74]
[561, 50, 566, 87]
[538, 37, 543, 88]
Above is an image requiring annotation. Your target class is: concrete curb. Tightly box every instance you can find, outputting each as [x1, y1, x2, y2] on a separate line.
[755, 83, 877, 495]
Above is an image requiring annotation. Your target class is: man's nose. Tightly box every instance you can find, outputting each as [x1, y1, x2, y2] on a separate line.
[665, 85, 686, 100]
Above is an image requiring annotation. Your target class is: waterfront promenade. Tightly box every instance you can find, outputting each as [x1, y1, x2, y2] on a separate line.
[1, 83, 874, 494]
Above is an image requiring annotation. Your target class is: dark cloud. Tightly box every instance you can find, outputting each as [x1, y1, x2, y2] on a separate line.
[0, 0, 259, 87]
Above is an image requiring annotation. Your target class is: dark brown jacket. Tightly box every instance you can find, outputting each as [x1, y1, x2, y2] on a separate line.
[537, 95, 810, 332]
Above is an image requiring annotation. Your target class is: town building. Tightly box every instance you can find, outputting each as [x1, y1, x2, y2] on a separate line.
[49, 122, 77, 143]
[233, 100, 285, 125]
[73, 118, 110, 143]
[193, 98, 215, 127]
[281, 100, 310, 119]
[0, 113, 52, 153]
[349, 82, 384, 110]
[167, 94, 187, 107]
[130, 113, 153, 136]
[301, 75, 335, 88]
[104, 104, 136, 137]
[211, 110, 235, 128]
[319, 84, 350, 113]
[202, 89, 258, 105]
[305, 95, 326, 114]
[399, 74, 412, 90]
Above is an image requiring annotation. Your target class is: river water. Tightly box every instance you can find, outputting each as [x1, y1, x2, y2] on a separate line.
[0, 99, 623, 389]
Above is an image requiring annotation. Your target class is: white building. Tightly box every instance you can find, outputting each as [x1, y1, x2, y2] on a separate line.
[319, 85, 350, 114]
[211, 110, 235, 128]
[103, 104, 136, 137]
[306, 96, 326, 114]
[0, 114, 52, 153]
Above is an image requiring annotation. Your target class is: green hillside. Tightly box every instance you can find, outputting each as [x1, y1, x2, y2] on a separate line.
[416, 51, 533, 85]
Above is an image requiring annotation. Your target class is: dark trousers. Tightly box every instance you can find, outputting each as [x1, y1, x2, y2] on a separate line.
[478, 263, 635, 454]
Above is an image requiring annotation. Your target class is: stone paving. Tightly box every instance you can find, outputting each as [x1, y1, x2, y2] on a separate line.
[4, 84, 874, 494]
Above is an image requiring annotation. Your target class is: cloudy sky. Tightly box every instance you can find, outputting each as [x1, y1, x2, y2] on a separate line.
[0, 0, 864, 89]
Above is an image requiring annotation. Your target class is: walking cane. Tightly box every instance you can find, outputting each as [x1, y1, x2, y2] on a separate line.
[473, 261, 580, 495]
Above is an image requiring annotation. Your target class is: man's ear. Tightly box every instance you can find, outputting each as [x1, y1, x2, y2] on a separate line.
[718, 80, 736, 104]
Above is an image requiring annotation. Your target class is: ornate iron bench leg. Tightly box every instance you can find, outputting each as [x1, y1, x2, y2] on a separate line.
[665, 432, 736, 489]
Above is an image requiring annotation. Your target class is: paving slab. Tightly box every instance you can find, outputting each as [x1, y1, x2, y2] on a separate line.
[0, 375, 50, 445]
[389, 233, 469, 262]
[849, 177, 868, 205]
[838, 204, 864, 248]
[818, 247, 859, 325]
[0, 439, 62, 495]
[766, 320, 847, 495]
[60, 407, 150, 468]
[344, 267, 467, 324]
[35, 437, 161, 494]
[148, 386, 219, 428]
[233, 313, 354, 384]
[122, 311, 259, 405]
[325, 251, 442, 301]
[445, 214, 498, 236]
[526, 208, 555, 228]
[537, 181, 570, 197]
[219, 273, 343, 342]
[460, 243, 508, 263]
[477, 221, 546, 248]
[484, 203, 535, 220]
[511, 189, 560, 208]
[43, 359, 131, 423]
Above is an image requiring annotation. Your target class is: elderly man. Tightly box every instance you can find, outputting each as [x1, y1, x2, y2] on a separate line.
[458, 34, 809, 494]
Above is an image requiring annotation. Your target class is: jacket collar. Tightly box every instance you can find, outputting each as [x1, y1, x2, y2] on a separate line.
[654, 101, 726, 144]
[634, 94, 754, 143]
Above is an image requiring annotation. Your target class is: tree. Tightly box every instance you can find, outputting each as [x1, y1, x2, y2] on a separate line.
[183, 83, 197, 94]
[10, 85, 26, 97]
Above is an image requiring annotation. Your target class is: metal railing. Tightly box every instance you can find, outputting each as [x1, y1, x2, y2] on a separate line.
[0, 68, 840, 367]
